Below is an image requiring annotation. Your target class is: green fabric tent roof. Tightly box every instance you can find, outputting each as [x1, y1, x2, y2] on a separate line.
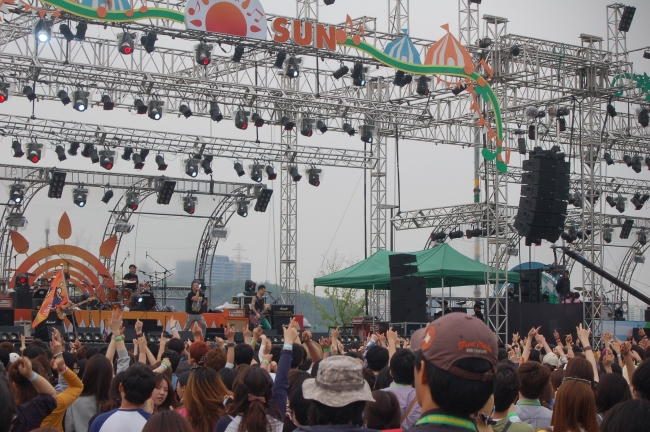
[313, 243, 520, 290]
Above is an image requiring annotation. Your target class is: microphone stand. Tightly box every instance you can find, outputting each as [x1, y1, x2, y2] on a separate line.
[120, 252, 130, 285]
[146, 252, 172, 307]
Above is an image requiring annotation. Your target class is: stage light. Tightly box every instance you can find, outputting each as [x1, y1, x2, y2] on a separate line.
[0, 82, 8, 104]
[465, 228, 484, 239]
[185, 157, 199, 177]
[209, 101, 223, 122]
[351, 62, 366, 86]
[11, 140, 23, 158]
[606, 195, 616, 208]
[117, 32, 135, 55]
[416, 76, 431, 96]
[603, 227, 613, 244]
[360, 124, 375, 143]
[640, 230, 649, 247]
[644, 50, 650, 59]
[180, 104, 193, 118]
[22, 86, 36, 102]
[620, 218, 634, 239]
[451, 83, 467, 95]
[281, 116, 295, 131]
[132, 149, 148, 170]
[558, 117, 566, 132]
[101, 95, 114, 110]
[126, 190, 140, 210]
[134, 99, 148, 114]
[618, 5, 635, 32]
[81, 144, 97, 162]
[155, 154, 167, 171]
[478, 37, 492, 48]
[26, 143, 42, 163]
[9, 183, 24, 205]
[448, 230, 464, 239]
[57, 90, 71, 105]
[121, 147, 133, 161]
[140, 30, 157, 53]
[34, 18, 52, 43]
[194, 41, 212, 65]
[307, 167, 322, 187]
[323, 0, 335, 4]
[156, 177, 175, 205]
[646, 157, 650, 170]
[631, 192, 644, 210]
[616, 196, 626, 214]
[75, 21, 87, 40]
[510, 45, 520, 56]
[251, 113, 265, 127]
[632, 156, 642, 173]
[524, 125, 533, 139]
[525, 106, 539, 120]
[60, 24, 75, 42]
[431, 232, 447, 242]
[301, 118, 314, 137]
[232, 44, 244, 62]
[265, 165, 277, 180]
[393, 70, 412, 87]
[638, 108, 649, 127]
[343, 123, 356, 136]
[72, 185, 88, 207]
[73, 90, 89, 112]
[606, 103, 617, 117]
[48, 170, 66, 199]
[604, 152, 614, 165]
[234, 110, 249, 130]
[316, 120, 328, 133]
[15, 273, 29, 291]
[183, 195, 197, 214]
[561, 232, 575, 243]
[99, 150, 115, 170]
[249, 164, 264, 183]
[274, 50, 287, 68]
[234, 162, 246, 177]
[623, 154, 633, 167]
[55, 145, 67, 161]
[148, 100, 163, 120]
[333, 64, 349, 79]
[634, 253, 645, 264]
[237, 197, 249, 217]
[101, 189, 114, 204]
[254, 187, 273, 212]
[201, 155, 213, 174]
[289, 166, 301, 182]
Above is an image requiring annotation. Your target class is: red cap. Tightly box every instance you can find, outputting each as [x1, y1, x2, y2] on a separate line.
[411, 314, 497, 382]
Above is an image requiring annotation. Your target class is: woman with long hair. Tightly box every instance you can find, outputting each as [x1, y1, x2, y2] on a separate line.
[7, 357, 57, 432]
[152, 373, 180, 413]
[177, 367, 231, 432]
[594, 373, 631, 424]
[65, 355, 113, 432]
[551, 379, 599, 432]
[143, 410, 194, 432]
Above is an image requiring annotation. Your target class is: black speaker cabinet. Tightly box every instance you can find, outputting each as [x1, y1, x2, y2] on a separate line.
[0, 308, 14, 326]
[390, 276, 427, 323]
[10, 292, 32, 309]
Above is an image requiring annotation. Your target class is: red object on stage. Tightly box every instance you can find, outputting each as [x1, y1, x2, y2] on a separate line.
[294, 314, 304, 330]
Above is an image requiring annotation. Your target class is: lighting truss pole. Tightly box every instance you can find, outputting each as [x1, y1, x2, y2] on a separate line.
[297, 0, 318, 22]
[388, 0, 409, 35]
[606, 4, 629, 66]
[280, 131, 298, 306]
[459, 0, 480, 47]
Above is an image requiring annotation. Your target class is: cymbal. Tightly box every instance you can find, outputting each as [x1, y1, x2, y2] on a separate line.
[573, 287, 584, 291]
[120, 280, 136, 283]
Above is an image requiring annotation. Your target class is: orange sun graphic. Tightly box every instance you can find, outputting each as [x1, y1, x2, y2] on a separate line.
[185, 0, 267, 40]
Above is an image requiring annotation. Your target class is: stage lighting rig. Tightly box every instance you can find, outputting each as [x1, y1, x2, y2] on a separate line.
[11, 140, 24, 158]
[232, 44, 244, 62]
[237, 196, 249, 217]
[343, 123, 356, 136]
[618, 5, 635, 32]
[155, 154, 168, 171]
[75, 21, 87, 40]
[26, 143, 42, 163]
[416, 76, 431, 96]
[0, 82, 9, 103]
[510, 45, 520, 56]
[301, 118, 314, 137]
[126, 190, 140, 210]
[448, 230, 464, 239]
[393, 70, 413, 87]
[72, 185, 88, 207]
[606, 103, 617, 117]
[195, 42, 212, 65]
[333, 64, 349, 79]
[281, 116, 295, 131]
[201, 155, 213, 174]
[73, 90, 89, 112]
[55, 145, 67, 161]
[180, 104, 193, 118]
[351, 62, 366, 86]
[274, 50, 287, 68]
[148, 100, 163, 120]
[101, 188, 114, 204]
[81, 144, 98, 163]
[316, 120, 328, 133]
[134, 99, 148, 114]
[606, 196, 616, 208]
[22, 86, 36, 101]
[254, 188, 273, 212]
[141, 30, 157, 53]
[34, 18, 53, 43]
[99, 150, 115, 170]
[121, 147, 134, 161]
[646, 157, 650, 170]
[478, 37, 492, 48]
[360, 125, 375, 143]
[234, 110, 250, 130]
[632, 156, 642, 173]
[604, 152, 614, 165]
[615, 196, 626, 214]
[247, 163, 264, 183]
[233, 161, 246, 177]
[306, 167, 322, 187]
[101, 95, 114, 110]
[183, 195, 197, 214]
[185, 157, 200, 177]
[451, 83, 467, 95]
[603, 227, 613, 244]
[265, 165, 277, 180]
[9, 183, 24, 205]
[324, 0, 335, 4]
[156, 177, 175, 204]
[620, 219, 634, 239]
[638, 107, 649, 127]
[117, 32, 135, 55]
[251, 113, 265, 127]
[57, 90, 71, 105]
[132, 149, 148, 170]
[60, 24, 74, 42]
[210, 101, 223, 122]
[48, 170, 66, 199]
[68, 142, 80, 156]
[288, 166, 302, 182]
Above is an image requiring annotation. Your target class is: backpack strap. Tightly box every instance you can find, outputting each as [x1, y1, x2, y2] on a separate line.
[401, 397, 418, 424]
[502, 420, 513, 432]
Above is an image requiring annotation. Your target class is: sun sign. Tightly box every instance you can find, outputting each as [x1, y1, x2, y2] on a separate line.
[185, 0, 267, 40]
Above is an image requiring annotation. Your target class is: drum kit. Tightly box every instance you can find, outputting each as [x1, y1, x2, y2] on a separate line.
[107, 279, 150, 310]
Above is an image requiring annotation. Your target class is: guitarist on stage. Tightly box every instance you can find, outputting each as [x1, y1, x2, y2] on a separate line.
[249, 285, 272, 330]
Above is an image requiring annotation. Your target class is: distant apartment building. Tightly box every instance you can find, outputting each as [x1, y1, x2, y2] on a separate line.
[175, 255, 251, 286]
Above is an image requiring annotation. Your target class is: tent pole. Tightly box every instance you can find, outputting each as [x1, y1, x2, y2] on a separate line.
[442, 278, 445, 316]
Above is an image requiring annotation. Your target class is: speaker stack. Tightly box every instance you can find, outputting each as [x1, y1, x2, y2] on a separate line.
[515, 269, 542, 303]
[389, 254, 427, 323]
[515, 148, 570, 245]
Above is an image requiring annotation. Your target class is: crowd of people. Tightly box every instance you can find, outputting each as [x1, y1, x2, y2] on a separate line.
[0, 307, 649, 432]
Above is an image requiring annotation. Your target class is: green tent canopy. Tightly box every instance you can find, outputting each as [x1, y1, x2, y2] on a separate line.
[313, 243, 520, 290]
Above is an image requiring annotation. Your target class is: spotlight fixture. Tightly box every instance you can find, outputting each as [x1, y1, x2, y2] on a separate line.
[201, 155, 213, 174]
[9, 183, 24, 205]
[155, 154, 168, 171]
[300, 118, 314, 137]
[72, 90, 89, 112]
[632, 156, 642, 173]
[26, 143, 42, 163]
[478, 37, 492, 48]
[557, 118, 566, 132]
[249, 163, 264, 183]
[68, 142, 80, 156]
[34, 18, 53, 43]
[22, 86, 36, 102]
[623, 154, 633, 167]
[620, 218, 634, 239]
[75, 21, 87, 40]
[603, 227, 613, 244]
[618, 5, 636, 32]
[117, 32, 135, 55]
[510, 45, 520, 56]
[606, 196, 616, 208]
[125, 190, 140, 210]
[323, 0, 335, 4]
[251, 113, 265, 127]
[209, 101, 223, 122]
[72, 185, 88, 207]
[646, 157, 650, 170]
[183, 195, 197, 214]
[274, 50, 287, 69]
[607, 103, 617, 117]
[615, 196, 626, 214]
[254, 187, 273, 212]
[316, 120, 328, 133]
[604, 152, 614, 165]
[281, 116, 295, 131]
[343, 123, 356, 137]
[194, 42, 212, 65]
[0, 82, 9, 103]
[134, 99, 148, 114]
[638, 230, 648, 246]
[11, 140, 24, 157]
[55, 145, 67, 161]
[525, 106, 539, 120]
[121, 146, 134, 161]
[416, 76, 431, 96]
[232, 44, 244, 62]
[155, 177, 176, 204]
[179, 104, 193, 118]
[284, 56, 302, 78]
[644, 50, 650, 60]
[132, 149, 149, 170]
[140, 30, 157, 54]
[185, 157, 199, 178]
[237, 196, 249, 217]
[148, 100, 164, 120]
[393, 70, 412, 87]
[234, 110, 250, 130]
[233, 162, 246, 177]
[60, 24, 75, 42]
[99, 150, 115, 170]
[631, 192, 645, 210]
[351, 62, 366, 86]
[57, 90, 71, 105]
[265, 165, 277, 180]
[333, 64, 349, 79]
[451, 83, 467, 95]
[48, 170, 66, 199]
[288, 166, 302, 182]
[101, 189, 114, 204]
[81, 144, 97, 162]
[360, 124, 375, 143]
[638, 108, 649, 127]
[634, 253, 645, 264]
[448, 230, 464, 239]
[307, 167, 322, 187]
[101, 95, 114, 110]
[518, 137, 526, 154]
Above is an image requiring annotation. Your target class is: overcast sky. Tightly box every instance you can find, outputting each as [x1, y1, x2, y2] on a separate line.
[1, 0, 649, 312]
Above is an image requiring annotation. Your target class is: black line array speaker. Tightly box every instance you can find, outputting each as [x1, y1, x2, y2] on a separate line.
[390, 276, 427, 323]
[389, 253, 419, 278]
[515, 269, 542, 303]
[515, 148, 570, 244]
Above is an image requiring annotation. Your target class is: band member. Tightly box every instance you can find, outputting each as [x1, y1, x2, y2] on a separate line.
[184, 281, 207, 336]
[555, 270, 571, 301]
[139, 283, 156, 311]
[123, 264, 139, 290]
[249, 285, 272, 330]
[50, 285, 66, 312]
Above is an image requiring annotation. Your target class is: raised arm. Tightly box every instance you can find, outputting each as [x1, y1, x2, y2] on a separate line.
[302, 331, 322, 361]
[576, 324, 599, 382]
[386, 327, 398, 361]
[17, 357, 56, 396]
[522, 327, 540, 362]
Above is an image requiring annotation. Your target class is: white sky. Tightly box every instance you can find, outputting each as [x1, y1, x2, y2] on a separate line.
[1, 0, 649, 310]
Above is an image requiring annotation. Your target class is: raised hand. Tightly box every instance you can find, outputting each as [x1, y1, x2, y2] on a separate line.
[610, 338, 621, 354]
[289, 317, 300, 332]
[253, 326, 264, 340]
[332, 326, 340, 340]
[319, 337, 332, 349]
[603, 349, 614, 367]
[553, 330, 560, 341]
[109, 309, 122, 335]
[191, 322, 202, 340]
[528, 326, 541, 338]
[168, 317, 178, 329]
[51, 354, 66, 373]
[17, 357, 34, 378]
[159, 332, 168, 347]
[576, 324, 591, 343]
[50, 329, 63, 355]
[135, 319, 143, 334]
[565, 334, 573, 345]
[620, 341, 631, 357]
[535, 333, 546, 344]
[243, 326, 252, 341]
[302, 330, 313, 343]
[225, 325, 236, 343]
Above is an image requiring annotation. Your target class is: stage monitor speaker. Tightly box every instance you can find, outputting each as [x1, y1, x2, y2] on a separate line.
[205, 327, 225, 341]
[32, 325, 65, 342]
[274, 315, 295, 333]
[0, 309, 14, 327]
[175, 331, 193, 342]
[10, 292, 32, 309]
[0, 326, 24, 342]
[123, 319, 161, 333]
[122, 328, 138, 342]
[262, 329, 277, 337]
[77, 327, 104, 343]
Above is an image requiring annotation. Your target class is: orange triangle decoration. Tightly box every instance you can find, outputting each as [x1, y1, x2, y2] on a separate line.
[23, 4, 30, 11]
[52, 11, 60, 18]
[58, 212, 72, 240]
[488, 130, 497, 140]
[99, 235, 118, 258]
[477, 118, 486, 127]
[441, 24, 449, 32]
[470, 102, 479, 110]
[38, 9, 45, 17]
[10, 231, 29, 254]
